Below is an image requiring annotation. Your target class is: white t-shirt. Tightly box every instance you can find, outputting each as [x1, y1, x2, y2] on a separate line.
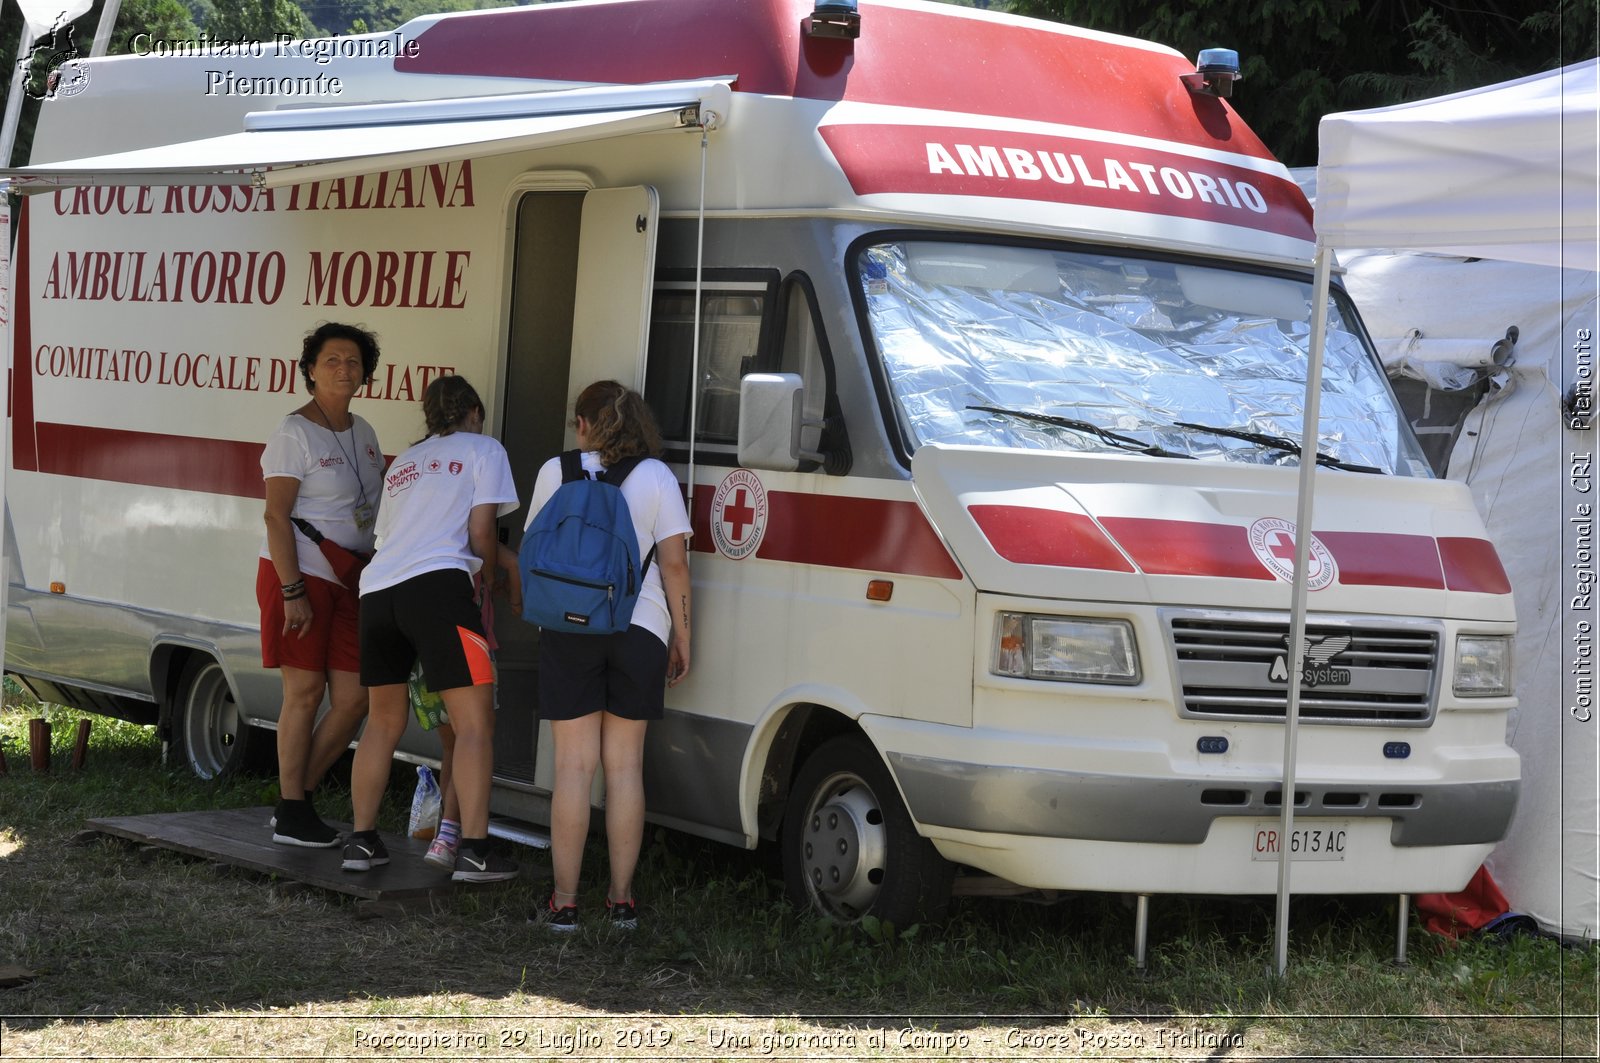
[526, 452, 692, 645]
[259, 412, 385, 584]
[360, 431, 520, 596]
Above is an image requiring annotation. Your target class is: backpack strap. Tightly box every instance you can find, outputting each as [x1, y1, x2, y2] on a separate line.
[558, 449, 588, 483]
[599, 456, 656, 580]
[599, 454, 645, 487]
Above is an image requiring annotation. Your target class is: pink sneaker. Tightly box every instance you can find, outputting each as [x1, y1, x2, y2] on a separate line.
[423, 834, 458, 870]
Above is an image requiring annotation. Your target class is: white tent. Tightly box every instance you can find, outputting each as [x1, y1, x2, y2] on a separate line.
[1317, 61, 1598, 272]
[1310, 60, 1600, 942]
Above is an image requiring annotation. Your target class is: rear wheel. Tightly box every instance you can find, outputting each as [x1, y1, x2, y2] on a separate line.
[171, 656, 256, 780]
[782, 734, 953, 926]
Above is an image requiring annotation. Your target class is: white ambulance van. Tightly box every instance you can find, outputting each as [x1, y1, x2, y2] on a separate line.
[3, 0, 1518, 927]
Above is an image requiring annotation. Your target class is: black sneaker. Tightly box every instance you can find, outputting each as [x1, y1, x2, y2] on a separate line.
[340, 830, 390, 872]
[267, 791, 316, 830]
[535, 893, 579, 933]
[271, 799, 340, 848]
[606, 897, 638, 931]
[451, 841, 519, 883]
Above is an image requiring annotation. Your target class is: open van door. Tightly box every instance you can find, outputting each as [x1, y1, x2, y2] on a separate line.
[524, 183, 660, 799]
[566, 185, 660, 434]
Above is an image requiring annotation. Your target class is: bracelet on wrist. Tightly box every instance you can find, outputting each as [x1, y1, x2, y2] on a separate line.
[281, 580, 307, 600]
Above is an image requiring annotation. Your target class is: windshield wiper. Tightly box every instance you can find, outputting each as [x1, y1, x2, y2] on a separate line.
[967, 405, 1193, 459]
[1173, 421, 1383, 474]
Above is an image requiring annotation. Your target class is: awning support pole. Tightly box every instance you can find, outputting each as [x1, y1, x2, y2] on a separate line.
[686, 122, 710, 535]
[1274, 241, 1335, 976]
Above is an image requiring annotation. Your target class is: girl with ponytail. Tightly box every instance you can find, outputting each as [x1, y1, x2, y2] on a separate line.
[343, 374, 524, 882]
[525, 379, 693, 931]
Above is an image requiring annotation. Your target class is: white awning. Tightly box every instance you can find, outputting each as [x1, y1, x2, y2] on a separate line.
[1314, 60, 1598, 271]
[1, 78, 731, 192]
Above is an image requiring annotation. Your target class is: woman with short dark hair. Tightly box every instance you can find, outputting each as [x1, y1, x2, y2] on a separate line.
[259, 322, 384, 846]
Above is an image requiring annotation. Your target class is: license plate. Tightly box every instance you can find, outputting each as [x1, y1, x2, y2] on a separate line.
[1250, 821, 1350, 862]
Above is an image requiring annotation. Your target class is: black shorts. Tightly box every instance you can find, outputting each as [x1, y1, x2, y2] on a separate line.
[360, 568, 493, 690]
[538, 626, 668, 721]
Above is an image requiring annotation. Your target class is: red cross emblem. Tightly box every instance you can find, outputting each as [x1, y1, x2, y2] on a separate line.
[709, 470, 768, 560]
[1248, 517, 1336, 590]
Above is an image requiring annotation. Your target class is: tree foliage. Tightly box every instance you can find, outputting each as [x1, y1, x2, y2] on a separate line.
[1002, 0, 1598, 164]
[109, 0, 199, 54]
[202, 0, 317, 40]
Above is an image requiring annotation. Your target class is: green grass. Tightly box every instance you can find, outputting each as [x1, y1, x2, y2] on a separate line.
[1, 700, 1594, 1061]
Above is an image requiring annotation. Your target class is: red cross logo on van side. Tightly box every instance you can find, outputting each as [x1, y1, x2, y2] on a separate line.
[1248, 517, 1336, 590]
[722, 488, 757, 542]
[709, 469, 768, 561]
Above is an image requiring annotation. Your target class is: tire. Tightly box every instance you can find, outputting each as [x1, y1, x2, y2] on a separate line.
[171, 656, 256, 781]
[782, 734, 953, 926]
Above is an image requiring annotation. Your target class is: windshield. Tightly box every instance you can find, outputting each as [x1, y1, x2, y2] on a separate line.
[858, 239, 1431, 476]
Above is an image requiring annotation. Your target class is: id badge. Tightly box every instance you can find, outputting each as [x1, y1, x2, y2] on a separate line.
[354, 501, 375, 531]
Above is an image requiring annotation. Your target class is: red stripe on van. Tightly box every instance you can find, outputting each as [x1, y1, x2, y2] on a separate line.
[397, 0, 1278, 162]
[1319, 531, 1446, 590]
[11, 202, 37, 472]
[1099, 516, 1273, 580]
[1438, 537, 1513, 595]
[34, 423, 267, 499]
[820, 124, 1314, 241]
[968, 504, 1134, 572]
[691, 490, 962, 579]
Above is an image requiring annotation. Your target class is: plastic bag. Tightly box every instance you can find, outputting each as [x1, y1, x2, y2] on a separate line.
[408, 659, 448, 731]
[408, 764, 442, 840]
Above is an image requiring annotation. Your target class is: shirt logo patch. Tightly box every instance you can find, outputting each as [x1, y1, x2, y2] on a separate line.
[386, 461, 420, 495]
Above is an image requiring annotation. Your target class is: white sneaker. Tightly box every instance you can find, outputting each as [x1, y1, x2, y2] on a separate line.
[423, 834, 458, 871]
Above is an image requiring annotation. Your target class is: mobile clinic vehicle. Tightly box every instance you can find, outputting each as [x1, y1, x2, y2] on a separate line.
[3, 0, 1518, 929]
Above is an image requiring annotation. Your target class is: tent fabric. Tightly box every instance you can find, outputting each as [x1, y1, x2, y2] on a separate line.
[1415, 864, 1515, 938]
[1316, 60, 1599, 271]
[1339, 248, 1599, 943]
[1311, 56, 1600, 940]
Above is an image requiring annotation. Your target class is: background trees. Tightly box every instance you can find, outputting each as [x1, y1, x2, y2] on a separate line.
[1005, 0, 1597, 164]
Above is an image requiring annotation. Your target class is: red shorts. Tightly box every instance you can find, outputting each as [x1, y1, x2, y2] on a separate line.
[257, 557, 361, 673]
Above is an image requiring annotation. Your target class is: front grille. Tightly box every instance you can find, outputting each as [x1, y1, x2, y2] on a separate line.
[1168, 613, 1439, 725]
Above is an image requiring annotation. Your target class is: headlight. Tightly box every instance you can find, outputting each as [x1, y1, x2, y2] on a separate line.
[993, 613, 1140, 684]
[1454, 635, 1513, 697]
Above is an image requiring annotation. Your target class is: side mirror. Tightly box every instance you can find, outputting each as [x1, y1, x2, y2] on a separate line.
[738, 373, 824, 471]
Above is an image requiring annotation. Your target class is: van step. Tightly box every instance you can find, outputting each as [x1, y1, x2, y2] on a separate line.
[488, 818, 552, 850]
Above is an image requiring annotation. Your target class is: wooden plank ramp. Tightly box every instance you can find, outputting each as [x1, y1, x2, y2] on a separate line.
[86, 807, 510, 902]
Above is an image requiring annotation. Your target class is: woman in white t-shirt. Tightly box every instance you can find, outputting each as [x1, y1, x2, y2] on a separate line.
[258, 323, 385, 848]
[342, 375, 524, 882]
[525, 380, 693, 932]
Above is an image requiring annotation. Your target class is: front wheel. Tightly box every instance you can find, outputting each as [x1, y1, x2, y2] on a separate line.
[171, 656, 257, 780]
[781, 734, 953, 926]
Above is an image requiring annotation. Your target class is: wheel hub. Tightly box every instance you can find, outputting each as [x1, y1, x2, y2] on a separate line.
[800, 777, 886, 917]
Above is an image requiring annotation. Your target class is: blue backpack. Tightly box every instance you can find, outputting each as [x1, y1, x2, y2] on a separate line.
[520, 450, 656, 634]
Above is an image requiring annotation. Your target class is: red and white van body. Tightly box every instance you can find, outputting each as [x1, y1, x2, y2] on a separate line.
[5, 0, 1517, 920]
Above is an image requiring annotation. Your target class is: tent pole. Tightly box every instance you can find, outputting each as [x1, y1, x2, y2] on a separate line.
[1274, 242, 1335, 976]
[92, 0, 126, 58]
[1, 27, 38, 170]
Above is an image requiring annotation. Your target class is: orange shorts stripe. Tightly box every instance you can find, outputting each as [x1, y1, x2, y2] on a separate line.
[458, 626, 494, 686]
